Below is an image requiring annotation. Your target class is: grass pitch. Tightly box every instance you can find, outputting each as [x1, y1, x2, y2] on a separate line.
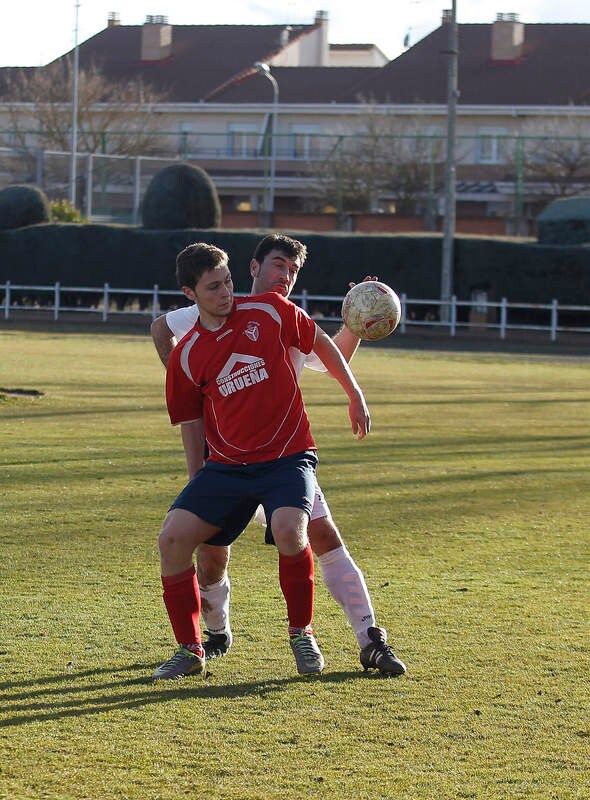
[0, 327, 588, 800]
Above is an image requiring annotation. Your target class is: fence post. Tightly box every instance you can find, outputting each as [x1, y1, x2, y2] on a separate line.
[500, 297, 507, 339]
[450, 295, 457, 337]
[54, 282, 60, 321]
[400, 292, 407, 334]
[35, 150, 44, 188]
[132, 157, 141, 225]
[550, 299, 558, 342]
[102, 283, 109, 322]
[3, 281, 10, 320]
[300, 288, 308, 313]
[86, 153, 93, 219]
[152, 284, 159, 321]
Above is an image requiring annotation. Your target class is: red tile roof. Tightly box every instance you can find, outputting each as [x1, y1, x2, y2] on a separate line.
[353, 23, 590, 105]
[1, 22, 589, 107]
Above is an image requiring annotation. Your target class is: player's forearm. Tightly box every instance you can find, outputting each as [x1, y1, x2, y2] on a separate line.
[331, 325, 361, 363]
[180, 420, 206, 479]
[313, 328, 370, 438]
[151, 314, 177, 367]
[313, 327, 363, 399]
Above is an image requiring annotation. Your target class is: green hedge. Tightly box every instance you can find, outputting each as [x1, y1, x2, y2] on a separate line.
[0, 224, 589, 303]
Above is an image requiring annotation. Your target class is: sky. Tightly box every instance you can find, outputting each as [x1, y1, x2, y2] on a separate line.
[2, 0, 590, 67]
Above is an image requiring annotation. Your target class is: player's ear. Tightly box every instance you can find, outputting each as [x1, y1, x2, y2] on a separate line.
[249, 258, 260, 278]
[182, 285, 197, 303]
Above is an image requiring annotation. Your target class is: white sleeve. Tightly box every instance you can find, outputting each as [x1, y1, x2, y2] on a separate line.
[303, 351, 327, 373]
[166, 304, 199, 340]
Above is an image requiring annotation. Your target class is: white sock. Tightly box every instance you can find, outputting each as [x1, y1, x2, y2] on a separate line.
[317, 545, 376, 649]
[199, 573, 232, 645]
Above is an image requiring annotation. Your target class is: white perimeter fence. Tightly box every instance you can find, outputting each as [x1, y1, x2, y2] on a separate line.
[2, 281, 590, 343]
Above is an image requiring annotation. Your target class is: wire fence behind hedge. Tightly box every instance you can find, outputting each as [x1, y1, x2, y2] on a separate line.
[2, 281, 590, 342]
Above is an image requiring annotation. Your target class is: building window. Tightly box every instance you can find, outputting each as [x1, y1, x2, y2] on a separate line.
[477, 129, 507, 164]
[290, 125, 321, 159]
[227, 124, 259, 158]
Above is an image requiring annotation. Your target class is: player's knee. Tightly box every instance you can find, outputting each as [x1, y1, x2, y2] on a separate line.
[158, 527, 177, 559]
[273, 526, 309, 555]
[197, 546, 229, 587]
[270, 508, 309, 554]
[308, 515, 343, 555]
[158, 518, 192, 560]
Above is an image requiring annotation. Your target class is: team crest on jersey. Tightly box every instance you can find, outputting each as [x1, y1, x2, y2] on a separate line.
[244, 321, 260, 342]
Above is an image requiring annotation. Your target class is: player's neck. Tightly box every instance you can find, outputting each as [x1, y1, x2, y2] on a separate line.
[198, 311, 228, 331]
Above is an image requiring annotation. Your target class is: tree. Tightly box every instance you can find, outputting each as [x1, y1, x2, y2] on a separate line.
[515, 117, 590, 205]
[306, 109, 444, 216]
[1, 59, 168, 158]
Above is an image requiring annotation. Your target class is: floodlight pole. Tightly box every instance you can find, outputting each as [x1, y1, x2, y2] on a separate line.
[69, 0, 81, 206]
[254, 62, 278, 221]
[441, 0, 458, 322]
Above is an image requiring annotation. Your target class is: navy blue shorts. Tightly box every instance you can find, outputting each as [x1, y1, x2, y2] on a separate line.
[170, 450, 318, 547]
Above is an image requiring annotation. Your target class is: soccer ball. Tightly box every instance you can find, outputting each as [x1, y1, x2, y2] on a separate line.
[341, 281, 401, 340]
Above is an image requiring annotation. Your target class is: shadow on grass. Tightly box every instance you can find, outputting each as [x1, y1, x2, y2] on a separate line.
[0, 662, 391, 728]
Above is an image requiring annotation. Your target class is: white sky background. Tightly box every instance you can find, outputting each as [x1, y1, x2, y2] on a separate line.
[2, 0, 590, 66]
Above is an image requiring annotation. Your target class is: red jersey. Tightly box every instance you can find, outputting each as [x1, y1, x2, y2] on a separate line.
[166, 292, 318, 464]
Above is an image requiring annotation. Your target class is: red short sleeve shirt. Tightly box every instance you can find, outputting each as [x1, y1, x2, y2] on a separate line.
[166, 292, 318, 464]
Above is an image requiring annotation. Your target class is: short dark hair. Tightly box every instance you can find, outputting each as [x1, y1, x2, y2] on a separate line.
[252, 234, 307, 266]
[176, 242, 228, 289]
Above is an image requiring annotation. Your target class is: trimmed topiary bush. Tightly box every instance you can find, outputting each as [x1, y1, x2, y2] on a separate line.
[141, 163, 221, 230]
[537, 196, 590, 245]
[0, 184, 51, 230]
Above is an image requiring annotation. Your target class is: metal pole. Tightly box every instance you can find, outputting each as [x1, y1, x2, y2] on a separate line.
[268, 74, 278, 214]
[255, 63, 279, 217]
[132, 156, 141, 225]
[69, 0, 81, 206]
[514, 135, 525, 228]
[85, 153, 93, 218]
[440, 0, 458, 322]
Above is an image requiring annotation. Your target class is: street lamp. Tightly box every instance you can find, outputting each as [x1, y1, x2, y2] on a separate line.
[440, 0, 458, 323]
[69, 0, 81, 207]
[254, 62, 278, 220]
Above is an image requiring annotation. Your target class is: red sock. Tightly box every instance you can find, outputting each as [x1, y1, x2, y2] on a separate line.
[279, 544, 315, 631]
[161, 566, 201, 647]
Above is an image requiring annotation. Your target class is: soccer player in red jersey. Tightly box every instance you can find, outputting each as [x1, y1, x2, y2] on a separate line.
[153, 242, 370, 679]
[152, 234, 407, 677]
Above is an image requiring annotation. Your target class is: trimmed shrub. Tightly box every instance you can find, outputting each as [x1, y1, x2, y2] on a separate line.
[0, 184, 50, 230]
[141, 163, 221, 230]
[537, 196, 590, 245]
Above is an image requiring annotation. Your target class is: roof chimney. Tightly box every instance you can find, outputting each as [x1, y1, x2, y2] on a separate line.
[280, 26, 292, 47]
[491, 13, 524, 61]
[107, 12, 120, 27]
[141, 15, 172, 62]
[312, 11, 330, 67]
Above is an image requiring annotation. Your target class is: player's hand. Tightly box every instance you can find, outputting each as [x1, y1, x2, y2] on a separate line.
[348, 275, 379, 289]
[349, 390, 371, 440]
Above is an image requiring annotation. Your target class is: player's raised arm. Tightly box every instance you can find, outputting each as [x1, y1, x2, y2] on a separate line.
[307, 276, 379, 371]
[331, 275, 380, 361]
[312, 325, 371, 439]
